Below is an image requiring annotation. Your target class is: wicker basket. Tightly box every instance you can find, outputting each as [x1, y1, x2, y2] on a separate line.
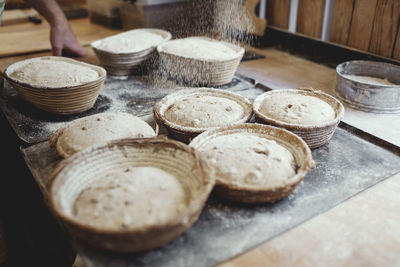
[253, 88, 345, 149]
[157, 36, 244, 86]
[153, 88, 253, 143]
[48, 138, 215, 252]
[190, 123, 315, 203]
[4, 57, 106, 115]
[91, 28, 171, 76]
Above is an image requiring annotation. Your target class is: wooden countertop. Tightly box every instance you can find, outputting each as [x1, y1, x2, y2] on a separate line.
[1, 15, 399, 267]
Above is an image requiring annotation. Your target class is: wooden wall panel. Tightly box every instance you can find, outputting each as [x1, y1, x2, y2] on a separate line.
[347, 0, 378, 51]
[368, 0, 400, 58]
[329, 0, 355, 45]
[296, 0, 326, 38]
[266, 0, 290, 29]
[392, 26, 400, 60]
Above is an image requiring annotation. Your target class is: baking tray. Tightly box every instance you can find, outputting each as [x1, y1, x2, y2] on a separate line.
[10, 71, 400, 267]
[21, 123, 400, 267]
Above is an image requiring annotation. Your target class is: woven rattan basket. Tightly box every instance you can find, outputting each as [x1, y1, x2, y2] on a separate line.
[190, 123, 314, 203]
[154, 88, 253, 143]
[157, 36, 244, 86]
[91, 28, 171, 76]
[4, 57, 106, 115]
[253, 88, 344, 149]
[49, 138, 215, 252]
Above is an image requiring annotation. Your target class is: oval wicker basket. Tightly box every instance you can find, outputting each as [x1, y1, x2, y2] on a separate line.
[48, 138, 215, 253]
[157, 36, 244, 86]
[253, 88, 344, 149]
[154, 88, 253, 143]
[91, 28, 172, 76]
[4, 56, 106, 115]
[190, 123, 314, 204]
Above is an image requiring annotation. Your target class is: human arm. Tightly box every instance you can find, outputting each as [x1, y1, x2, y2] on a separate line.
[25, 0, 85, 57]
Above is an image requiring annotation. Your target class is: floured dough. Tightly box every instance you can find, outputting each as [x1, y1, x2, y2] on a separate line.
[259, 94, 336, 125]
[94, 30, 165, 53]
[343, 74, 397, 86]
[8, 57, 99, 88]
[198, 133, 296, 187]
[164, 95, 244, 128]
[73, 166, 186, 230]
[159, 37, 241, 61]
[50, 112, 156, 158]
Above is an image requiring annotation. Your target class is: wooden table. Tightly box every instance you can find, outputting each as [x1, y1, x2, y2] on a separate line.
[1, 15, 399, 267]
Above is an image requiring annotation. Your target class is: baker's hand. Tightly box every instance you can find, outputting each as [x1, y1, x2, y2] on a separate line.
[50, 22, 85, 57]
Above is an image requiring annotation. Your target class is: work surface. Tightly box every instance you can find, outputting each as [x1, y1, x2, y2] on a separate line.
[1, 16, 400, 267]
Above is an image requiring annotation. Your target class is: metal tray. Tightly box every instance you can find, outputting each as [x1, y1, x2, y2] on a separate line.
[11, 72, 400, 267]
[21, 123, 400, 267]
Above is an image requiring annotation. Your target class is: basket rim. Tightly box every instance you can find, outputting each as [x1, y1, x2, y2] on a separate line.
[48, 137, 215, 236]
[91, 28, 172, 56]
[253, 88, 345, 131]
[3, 56, 107, 90]
[156, 36, 245, 63]
[189, 123, 315, 192]
[153, 88, 253, 135]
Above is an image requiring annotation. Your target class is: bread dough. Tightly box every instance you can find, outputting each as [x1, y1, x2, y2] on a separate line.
[164, 95, 245, 128]
[94, 30, 165, 53]
[73, 166, 186, 230]
[259, 94, 336, 125]
[159, 37, 240, 61]
[343, 74, 397, 86]
[51, 112, 156, 158]
[198, 133, 296, 187]
[8, 57, 99, 88]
